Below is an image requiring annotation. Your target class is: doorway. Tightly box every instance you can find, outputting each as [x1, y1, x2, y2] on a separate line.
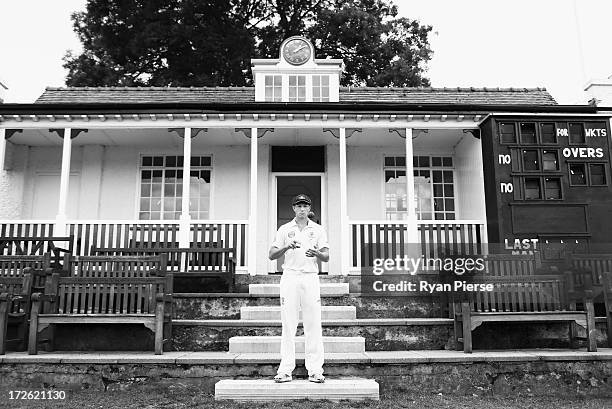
[271, 174, 326, 273]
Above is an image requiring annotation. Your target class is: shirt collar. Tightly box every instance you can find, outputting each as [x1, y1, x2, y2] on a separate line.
[290, 218, 311, 228]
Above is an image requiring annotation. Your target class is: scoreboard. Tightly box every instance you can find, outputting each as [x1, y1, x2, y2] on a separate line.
[480, 117, 612, 252]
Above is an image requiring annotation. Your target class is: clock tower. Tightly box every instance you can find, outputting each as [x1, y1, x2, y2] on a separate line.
[251, 36, 343, 102]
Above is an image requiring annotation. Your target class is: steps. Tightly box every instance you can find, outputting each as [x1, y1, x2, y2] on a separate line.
[240, 305, 356, 320]
[228, 336, 365, 353]
[214, 276, 380, 401]
[215, 378, 379, 401]
[249, 282, 349, 296]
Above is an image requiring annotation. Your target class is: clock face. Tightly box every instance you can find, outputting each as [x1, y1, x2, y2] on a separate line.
[283, 38, 311, 65]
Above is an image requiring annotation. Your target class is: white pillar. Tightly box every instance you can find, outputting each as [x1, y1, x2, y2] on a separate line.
[339, 128, 349, 275]
[248, 128, 258, 275]
[55, 128, 72, 235]
[179, 127, 192, 248]
[405, 128, 419, 244]
[0, 128, 6, 171]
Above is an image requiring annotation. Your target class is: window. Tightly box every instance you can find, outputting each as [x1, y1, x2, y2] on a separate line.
[569, 123, 585, 144]
[522, 150, 540, 171]
[589, 164, 607, 185]
[520, 123, 537, 144]
[500, 122, 516, 144]
[288, 75, 306, 102]
[524, 178, 541, 200]
[264, 75, 282, 102]
[544, 178, 561, 199]
[139, 155, 211, 220]
[542, 150, 558, 171]
[384, 157, 407, 220]
[312, 75, 330, 102]
[384, 155, 456, 220]
[569, 163, 587, 185]
[540, 123, 557, 144]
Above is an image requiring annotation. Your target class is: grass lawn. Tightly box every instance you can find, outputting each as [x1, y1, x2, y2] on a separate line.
[0, 388, 610, 409]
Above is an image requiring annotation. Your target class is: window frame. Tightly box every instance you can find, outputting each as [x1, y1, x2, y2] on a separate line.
[588, 163, 608, 186]
[519, 122, 538, 144]
[543, 177, 563, 200]
[568, 162, 587, 186]
[539, 122, 558, 144]
[383, 155, 457, 221]
[138, 154, 213, 221]
[568, 122, 586, 145]
[521, 149, 541, 172]
[264, 75, 283, 102]
[499, 122, 517, 144]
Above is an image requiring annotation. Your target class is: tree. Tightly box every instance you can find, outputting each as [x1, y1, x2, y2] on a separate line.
[64, 0, 433, 87]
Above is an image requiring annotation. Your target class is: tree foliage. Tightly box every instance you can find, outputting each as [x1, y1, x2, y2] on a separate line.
[64, 0, 433, 87]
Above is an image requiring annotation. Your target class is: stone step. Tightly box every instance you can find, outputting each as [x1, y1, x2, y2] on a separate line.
[215, 378, 379, 401]
[174, 293, 442, 320]
[228, 336, 365, 353]
[172, 319, 453, 352]
[248, 283, 350, 296]
[240, 306, 356, 321]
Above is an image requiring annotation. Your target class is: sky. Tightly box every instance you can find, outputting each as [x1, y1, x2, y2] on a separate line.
[0, 0, 611, 104]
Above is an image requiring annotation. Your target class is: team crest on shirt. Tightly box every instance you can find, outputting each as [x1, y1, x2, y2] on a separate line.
[308, 231, 315, 238]
[288, 231, 295, 238]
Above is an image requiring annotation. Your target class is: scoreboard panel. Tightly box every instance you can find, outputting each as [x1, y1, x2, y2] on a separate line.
[480, 116, 612, 250]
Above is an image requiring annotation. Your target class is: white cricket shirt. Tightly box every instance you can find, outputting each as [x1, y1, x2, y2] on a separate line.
[272, 219, 329, 273]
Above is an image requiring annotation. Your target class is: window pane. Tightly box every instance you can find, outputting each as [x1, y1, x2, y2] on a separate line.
[201, 157, 211, 166]
[522, 150, 540, 171]
[569, 123, 585, 144]
[265, 76, 272, 86]
[274, 76, 282, 86]
[542, 151, 558, 170]
[541, 123, 556, 143]
[442, 157, 453, 167]
[569, 163, 586, 185]
[443, 171, 453, 183]
[153, 156, 164, 166]
[525, 178, 541, 199]
[545, 178, 561, 199]
[589, 164, 606, 185]
[432, 171, 442, 183]
[396, 157, 406, 167]
[289, 76, 296, 86]
[322, 76, 329, 86]
[385, 157, 395, 166]
[520, 123, 537, 144]
[166, 156, 176, 167]
[142, 156, 152, 166]
[432, 157, 442, 167]
[298, 76, 305, 86]
[500, 122, 516, 144]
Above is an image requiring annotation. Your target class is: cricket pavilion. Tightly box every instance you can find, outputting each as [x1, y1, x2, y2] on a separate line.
[1, 37, 611, 400]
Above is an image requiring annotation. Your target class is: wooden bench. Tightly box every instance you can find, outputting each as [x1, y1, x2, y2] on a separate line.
[566, 253, 612, 286]
[452, 273, 597, 353]
[91, 247, 236, 291]
[601, 272, 612, 347]
[0, 272, 36, 354]
[0, 254, 52, 293]
[0, 236, 73, 269]
[65, 254, 168, 280]
[440, 253, 543, 318]
[28, 271, 173, 355]
[482, 252, 542, 276]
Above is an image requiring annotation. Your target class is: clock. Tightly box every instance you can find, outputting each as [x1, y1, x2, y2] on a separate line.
[282, 38, 311, 65]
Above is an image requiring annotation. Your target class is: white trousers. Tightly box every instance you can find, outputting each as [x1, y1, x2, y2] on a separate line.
[277, 271, 324, 376]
